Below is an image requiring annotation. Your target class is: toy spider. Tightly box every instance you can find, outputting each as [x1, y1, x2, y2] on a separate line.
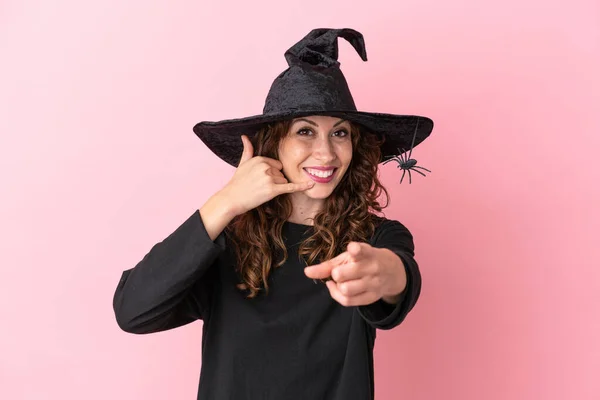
[383, 148, 431, 184]
[382, 118, 431, 184]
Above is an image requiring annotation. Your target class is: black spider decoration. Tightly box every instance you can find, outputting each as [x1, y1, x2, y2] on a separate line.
[382, 119, 431, 184]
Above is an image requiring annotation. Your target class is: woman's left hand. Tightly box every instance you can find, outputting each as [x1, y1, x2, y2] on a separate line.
[304, 242, 407, 306]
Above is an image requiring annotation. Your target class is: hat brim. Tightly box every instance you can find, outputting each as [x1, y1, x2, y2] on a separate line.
[193, 110, 433, 168]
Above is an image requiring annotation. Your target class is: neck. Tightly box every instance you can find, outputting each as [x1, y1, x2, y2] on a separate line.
[285, 193, 325, 226]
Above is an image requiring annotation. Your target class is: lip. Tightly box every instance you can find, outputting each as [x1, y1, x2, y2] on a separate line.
[305, 166, 337, 171]
[303, 167, 337, 183]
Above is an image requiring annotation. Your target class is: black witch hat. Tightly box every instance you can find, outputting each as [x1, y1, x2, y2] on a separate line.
[193, 28, 433, 182]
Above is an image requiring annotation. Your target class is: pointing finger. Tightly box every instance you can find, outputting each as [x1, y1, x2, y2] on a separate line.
[304, 252, 348, 279]
[304, 261, 334, 280]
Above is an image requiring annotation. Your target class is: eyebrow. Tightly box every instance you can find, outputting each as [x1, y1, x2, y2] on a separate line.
[294, 118, 348, 127]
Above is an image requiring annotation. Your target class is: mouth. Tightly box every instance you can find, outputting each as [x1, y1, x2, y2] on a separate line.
[303, 167, 337, 183]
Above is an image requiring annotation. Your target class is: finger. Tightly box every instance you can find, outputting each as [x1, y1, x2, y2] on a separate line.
[304, 252, 348, 279]
[271, 176, 288, 185]
[274, 180, 315, 196]
[336, 278, 368, 297]
[266, 167, 286, 178]
[325, 280, 380, 307]
[304, 260, 334, 280]
[323, 250, 352, 276]
[239, 135, 254, 166]
[257, 156, 283, 170]
[346, 242, 373, 262]
[331, 261, 362, 283]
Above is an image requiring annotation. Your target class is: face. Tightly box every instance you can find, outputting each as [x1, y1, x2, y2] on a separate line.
[278, 115, 353, 201]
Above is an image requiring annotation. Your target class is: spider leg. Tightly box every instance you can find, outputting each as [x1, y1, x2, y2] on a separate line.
[411, 168, 427, 177]
[407, 169, 412, 184]
[400, 169, 406, 184]
[412, 166, 431, 173]
[400, 149, 408, 163]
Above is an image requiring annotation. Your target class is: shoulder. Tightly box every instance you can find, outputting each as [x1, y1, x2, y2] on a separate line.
[369, 213, 413, 236]
[368, 213, 415, 251]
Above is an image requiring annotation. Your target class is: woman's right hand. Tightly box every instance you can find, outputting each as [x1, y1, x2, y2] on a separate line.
[218, 135, 315, 216]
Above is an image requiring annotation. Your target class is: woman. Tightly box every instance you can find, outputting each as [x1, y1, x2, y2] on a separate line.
[113, 28, 433, 399]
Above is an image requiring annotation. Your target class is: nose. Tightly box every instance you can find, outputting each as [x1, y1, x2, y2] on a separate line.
[313, 136, 337, 163]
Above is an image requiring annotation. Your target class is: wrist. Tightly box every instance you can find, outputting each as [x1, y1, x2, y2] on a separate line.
[213, 189, 242, 219]
[381, 293, 403, 305]
[381, 248, 408, 300]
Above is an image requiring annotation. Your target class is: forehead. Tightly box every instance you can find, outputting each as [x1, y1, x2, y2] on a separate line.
[290, 116, 348, 126]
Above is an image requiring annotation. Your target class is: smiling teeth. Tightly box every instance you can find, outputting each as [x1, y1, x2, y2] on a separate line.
[306, 168, 334, 178]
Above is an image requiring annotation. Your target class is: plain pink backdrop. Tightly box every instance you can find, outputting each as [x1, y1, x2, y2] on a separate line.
[1, 1, 598, 399]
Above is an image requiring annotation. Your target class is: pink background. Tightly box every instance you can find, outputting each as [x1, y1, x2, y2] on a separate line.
[1, 1, 599, 399]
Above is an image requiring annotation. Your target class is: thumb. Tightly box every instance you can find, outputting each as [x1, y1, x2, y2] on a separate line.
[347, 242, 365, 260]
[238, 135, 254, 166]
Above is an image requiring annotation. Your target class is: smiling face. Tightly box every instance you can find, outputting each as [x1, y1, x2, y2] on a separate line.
[277, 115, 353, 208]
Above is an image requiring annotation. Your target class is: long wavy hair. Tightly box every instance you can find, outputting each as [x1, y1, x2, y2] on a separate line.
[224, 118, 390, 298]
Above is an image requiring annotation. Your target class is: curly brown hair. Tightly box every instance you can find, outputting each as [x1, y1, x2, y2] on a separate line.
[224, 118, 390, 298]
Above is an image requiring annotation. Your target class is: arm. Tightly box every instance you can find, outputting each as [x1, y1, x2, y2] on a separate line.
[114, 132, 315, 335]
[358, 219, 422, 330]
[113, 194, 236, 334]
[379, 247, 408, 305]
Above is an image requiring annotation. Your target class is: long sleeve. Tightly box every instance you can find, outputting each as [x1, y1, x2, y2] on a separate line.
[113, 210, 227, 334]
[358, 219, 422, 330]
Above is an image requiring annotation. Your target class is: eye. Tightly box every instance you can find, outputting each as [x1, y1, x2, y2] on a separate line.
[296, 127, 313, 136]
[332, 129, 349, 138]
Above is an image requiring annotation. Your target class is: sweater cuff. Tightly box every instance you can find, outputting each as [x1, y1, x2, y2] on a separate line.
[357, 252, 413, 330]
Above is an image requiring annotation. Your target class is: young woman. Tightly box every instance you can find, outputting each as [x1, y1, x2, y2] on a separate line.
[113, 28, 433, 400]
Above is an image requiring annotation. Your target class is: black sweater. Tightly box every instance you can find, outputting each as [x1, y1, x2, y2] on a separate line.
[113, 210, 421, 399]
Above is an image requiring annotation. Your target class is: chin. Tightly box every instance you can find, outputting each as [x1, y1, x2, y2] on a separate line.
[303, 185, 337, 199]
[304, 192, 331, 200]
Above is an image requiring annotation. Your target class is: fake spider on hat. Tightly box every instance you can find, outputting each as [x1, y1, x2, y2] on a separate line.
[382, 118, 431, 184]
